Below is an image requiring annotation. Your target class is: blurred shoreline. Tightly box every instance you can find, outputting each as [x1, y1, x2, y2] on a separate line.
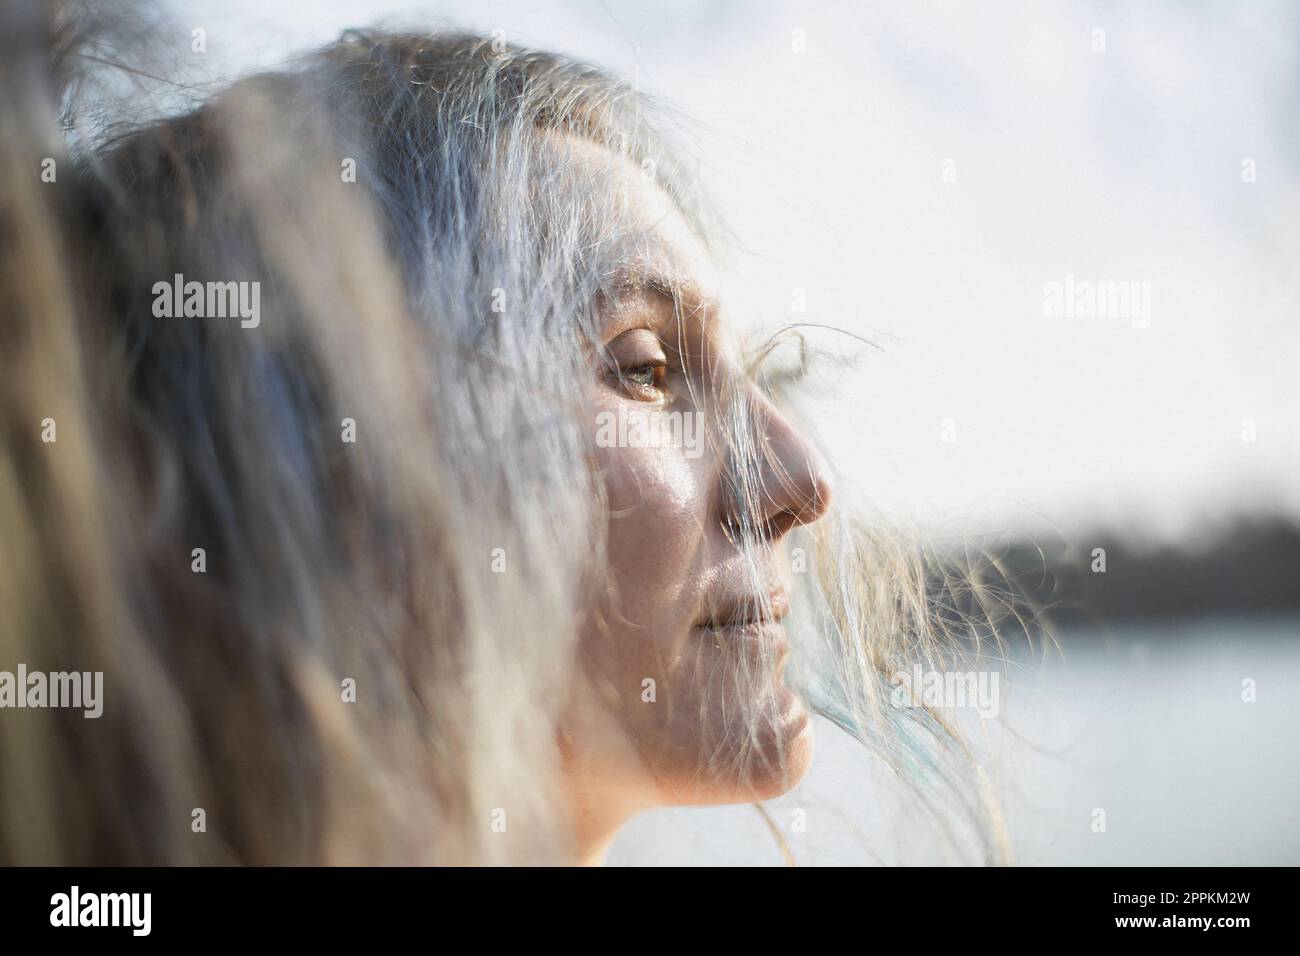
[933, 512, 1300, 632]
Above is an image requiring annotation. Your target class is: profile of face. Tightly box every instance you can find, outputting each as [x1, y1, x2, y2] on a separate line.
[559, 136, 833, 835]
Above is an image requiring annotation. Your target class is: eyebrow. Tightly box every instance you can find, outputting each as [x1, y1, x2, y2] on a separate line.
[601, 262, 718, 332]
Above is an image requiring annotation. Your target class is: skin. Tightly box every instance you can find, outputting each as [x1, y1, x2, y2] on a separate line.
[557, 136, 833, 864]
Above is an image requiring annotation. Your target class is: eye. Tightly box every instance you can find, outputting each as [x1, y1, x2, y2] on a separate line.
[623, 362, 666, 391]
[604, 329, 671, 401]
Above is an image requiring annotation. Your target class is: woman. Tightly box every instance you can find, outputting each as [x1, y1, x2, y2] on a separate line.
[0, 2, 1011, 865]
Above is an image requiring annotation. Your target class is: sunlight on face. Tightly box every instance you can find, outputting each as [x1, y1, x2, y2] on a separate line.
[559, 136, 832, 829]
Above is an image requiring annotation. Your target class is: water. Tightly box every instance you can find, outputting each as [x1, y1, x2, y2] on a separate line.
[607, 616, 1300, 865]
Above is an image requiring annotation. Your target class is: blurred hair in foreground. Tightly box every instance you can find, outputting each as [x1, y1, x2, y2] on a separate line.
[0, 0, 1033, 864]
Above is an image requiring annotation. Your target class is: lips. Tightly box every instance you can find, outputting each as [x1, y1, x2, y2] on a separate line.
[698, 587, 790, 631]
[695, 587, 791, 663]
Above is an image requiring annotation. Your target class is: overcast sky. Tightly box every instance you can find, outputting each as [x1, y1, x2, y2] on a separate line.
[167, 0, 1300, 537]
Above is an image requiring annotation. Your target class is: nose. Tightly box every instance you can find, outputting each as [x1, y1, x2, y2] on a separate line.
[720, 388, 833, 541]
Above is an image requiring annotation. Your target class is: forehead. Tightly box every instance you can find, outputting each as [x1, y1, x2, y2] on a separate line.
[549, 131, 720, 302]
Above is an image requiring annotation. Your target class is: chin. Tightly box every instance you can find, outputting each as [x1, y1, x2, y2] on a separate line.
[682, 693, 817, 806]
[747, 694, 816, 800]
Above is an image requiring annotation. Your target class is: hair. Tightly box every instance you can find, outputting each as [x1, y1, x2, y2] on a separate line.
[0, 0, 1023, 865]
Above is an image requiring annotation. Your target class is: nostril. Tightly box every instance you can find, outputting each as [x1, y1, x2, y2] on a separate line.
[776, 448, 833, 531]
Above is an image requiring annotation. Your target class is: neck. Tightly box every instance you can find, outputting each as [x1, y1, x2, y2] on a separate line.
[566, 777, 650, 866]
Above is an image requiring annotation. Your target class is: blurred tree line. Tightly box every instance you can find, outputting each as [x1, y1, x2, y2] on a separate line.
[928, 512, 1300, 633]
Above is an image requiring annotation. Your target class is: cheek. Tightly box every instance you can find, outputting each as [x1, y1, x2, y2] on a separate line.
[578, 426, 715, 725]
[600, 431, 714, 631]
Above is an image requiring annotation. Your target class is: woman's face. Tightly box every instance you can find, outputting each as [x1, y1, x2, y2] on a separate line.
[562, 137, 832, 820]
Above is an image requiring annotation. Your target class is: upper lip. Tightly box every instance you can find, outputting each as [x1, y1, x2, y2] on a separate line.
[699, 587, 790, 629]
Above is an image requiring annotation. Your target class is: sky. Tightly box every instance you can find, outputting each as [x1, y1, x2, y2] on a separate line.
[165, 0, 1300, 538]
